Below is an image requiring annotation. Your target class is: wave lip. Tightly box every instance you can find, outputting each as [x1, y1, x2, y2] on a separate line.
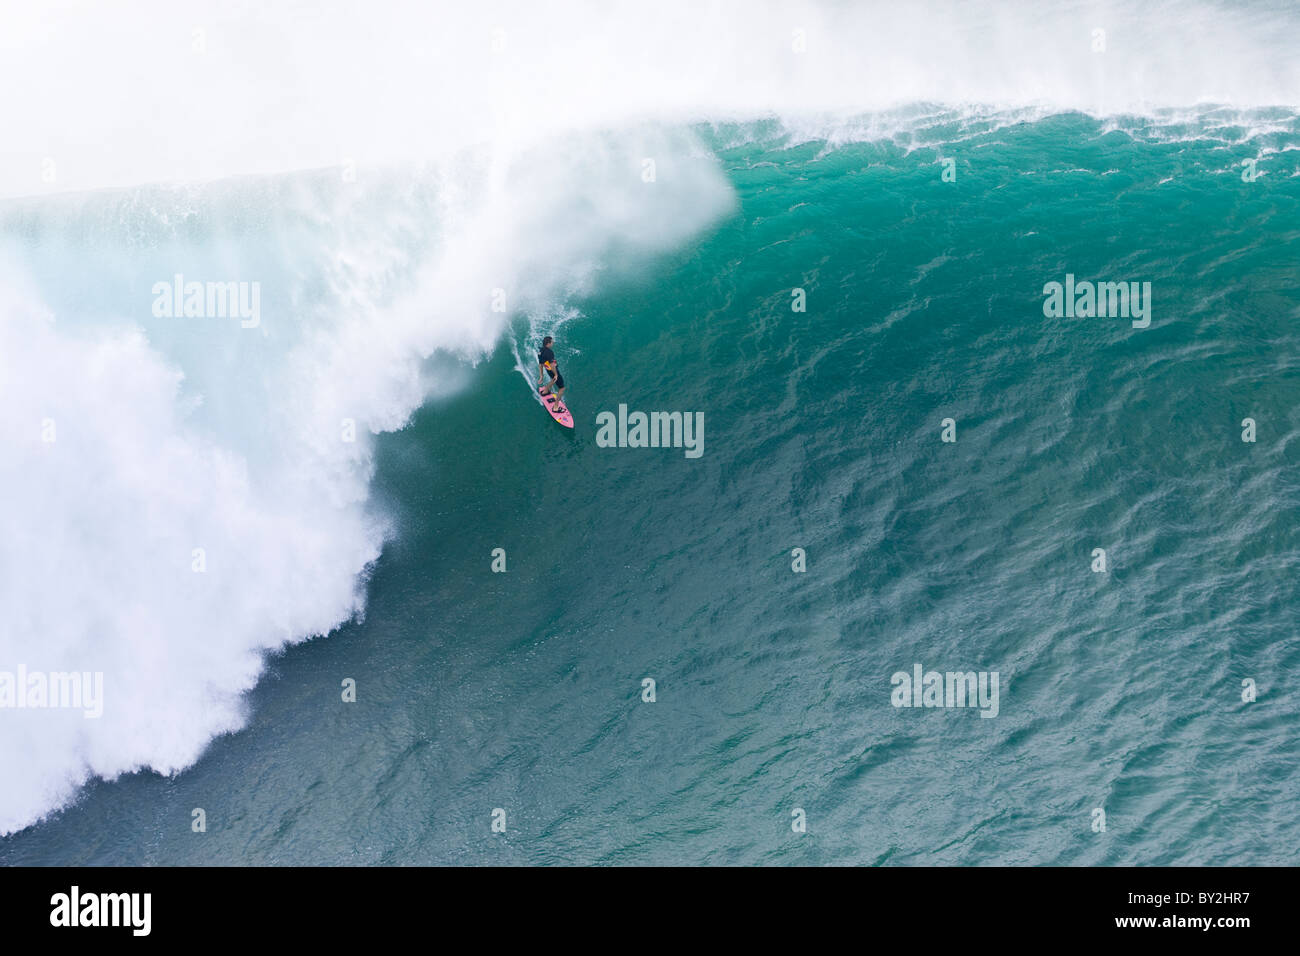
[4, 0, 1300, 198]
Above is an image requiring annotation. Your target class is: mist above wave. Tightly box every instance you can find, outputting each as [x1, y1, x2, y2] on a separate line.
[3, 0, 1298, 198]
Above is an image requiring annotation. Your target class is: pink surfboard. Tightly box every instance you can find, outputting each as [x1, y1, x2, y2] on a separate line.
[539, 387, 573, 428]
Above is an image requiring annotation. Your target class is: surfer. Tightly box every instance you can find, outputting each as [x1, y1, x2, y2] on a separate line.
[537, 336, 566, 414]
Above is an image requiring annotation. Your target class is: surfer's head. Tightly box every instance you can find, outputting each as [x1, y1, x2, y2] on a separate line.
[543, 336, 553, 347]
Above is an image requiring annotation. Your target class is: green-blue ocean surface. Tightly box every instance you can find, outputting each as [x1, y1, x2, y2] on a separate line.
[2, 107, 1298, 864]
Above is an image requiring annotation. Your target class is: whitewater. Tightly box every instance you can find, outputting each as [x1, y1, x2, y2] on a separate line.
[1, 0, 1298, 837]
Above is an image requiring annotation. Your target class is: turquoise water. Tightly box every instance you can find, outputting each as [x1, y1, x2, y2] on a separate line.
[3, 110, 1299, 864]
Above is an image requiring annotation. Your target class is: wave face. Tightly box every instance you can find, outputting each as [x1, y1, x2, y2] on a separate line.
[1, 0, 1298, 839]
[4, 108, 1298, 864]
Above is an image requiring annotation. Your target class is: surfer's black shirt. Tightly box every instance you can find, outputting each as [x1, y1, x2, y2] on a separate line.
[538, 346, 557, 372]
